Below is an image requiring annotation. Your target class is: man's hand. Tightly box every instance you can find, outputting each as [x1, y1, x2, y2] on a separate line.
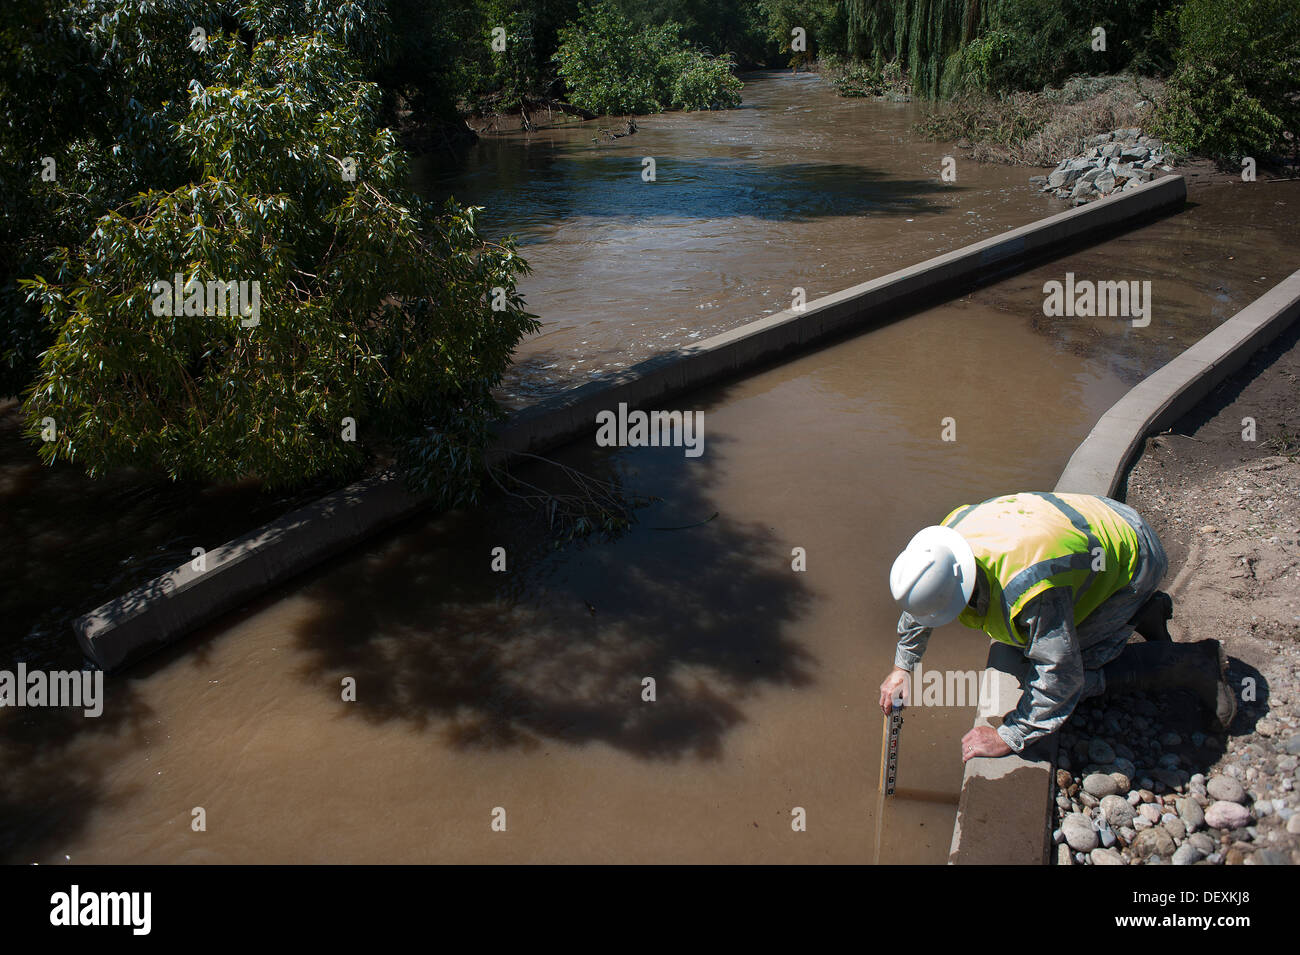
[878, 668, 910, 714]
[961, 726, 1012, 762]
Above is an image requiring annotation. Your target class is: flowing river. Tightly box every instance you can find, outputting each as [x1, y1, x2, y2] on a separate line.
[3, 72, 1297, 863]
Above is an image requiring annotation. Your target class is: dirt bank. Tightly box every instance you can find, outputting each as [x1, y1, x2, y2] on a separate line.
[1053, 317, 1300, 865]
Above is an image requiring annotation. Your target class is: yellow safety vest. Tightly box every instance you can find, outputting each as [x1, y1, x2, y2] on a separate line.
[941, 492, 1141, 647]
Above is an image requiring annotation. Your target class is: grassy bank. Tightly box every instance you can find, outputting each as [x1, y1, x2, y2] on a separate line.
[915, 75, 1169, 167]
[818, 55, 911, 101]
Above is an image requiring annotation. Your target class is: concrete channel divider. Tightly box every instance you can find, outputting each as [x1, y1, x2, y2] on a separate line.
[947, 267, 1300, 865]
[76, 175, 1188, 674]
[491, 174, 1185, 458]
[1057, 268, 1300, 497]
[74, 471, 429, 672]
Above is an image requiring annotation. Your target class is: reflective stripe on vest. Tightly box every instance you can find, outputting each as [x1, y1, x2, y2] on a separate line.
[941, 492, 1142, 647]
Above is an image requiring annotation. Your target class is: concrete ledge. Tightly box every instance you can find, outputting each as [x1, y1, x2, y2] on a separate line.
[949, 267, 1300, 865]
[75, 176, 1187, 671]
[75, 471, 428, 671]
[492, 175, 1187, 458]
[948, 644, 1056, 865]
[1057, 267, 1300, 497]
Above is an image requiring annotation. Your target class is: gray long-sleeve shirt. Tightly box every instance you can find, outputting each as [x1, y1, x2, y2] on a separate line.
[894, 586, 1083, 753]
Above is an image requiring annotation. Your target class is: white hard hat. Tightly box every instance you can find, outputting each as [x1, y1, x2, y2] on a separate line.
[889, 525, 978, 627]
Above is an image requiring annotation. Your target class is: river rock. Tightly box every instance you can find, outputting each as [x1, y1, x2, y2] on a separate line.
[1178, 797, 1205, 832]
[1048, 160, 1092, 189]
[1207, 775, 1246, 803]
[1138, 803, 1162, 824]
[1101, 794, 1136, 829]
[1205, 801, 1251, 830]
[1152, 768, 1189, 790]
[1087, 738, 1115, 764]
[1171, 843, 1203, 865]
[1287, 814, 1300, 835]
[1188, 832, 1216, 854]
[1083, 773, 1119, 798]
[1091, 847, 1124, 865]
[1163, 816, 1187, 841]
[1246, 849, 1290, 865]
[1058, 843, 1072, 865]
[1131, 827, 1176, 860]
[1062, 812, 1099, 852]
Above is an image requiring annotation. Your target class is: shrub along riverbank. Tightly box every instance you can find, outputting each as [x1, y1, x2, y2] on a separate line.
[841, 0, 1299, 167]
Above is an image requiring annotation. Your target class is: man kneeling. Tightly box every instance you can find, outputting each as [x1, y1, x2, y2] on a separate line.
[877, 492, 1236, 762]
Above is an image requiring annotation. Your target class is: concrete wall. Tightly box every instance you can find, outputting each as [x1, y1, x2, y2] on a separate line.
[948, 267, 1300, 864]
[1057, 268, 1300, 498]
[76, 175, 1188, 674]
[74, 471, 429, 672]
[491, 174, 1188, 460]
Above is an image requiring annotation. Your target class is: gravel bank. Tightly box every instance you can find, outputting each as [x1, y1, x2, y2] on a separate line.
[1052, 321, 1300, 865]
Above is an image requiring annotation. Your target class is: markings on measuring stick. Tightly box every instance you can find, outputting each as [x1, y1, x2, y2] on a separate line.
[878, 692, 905, 797]
[884, 704, 904, 795]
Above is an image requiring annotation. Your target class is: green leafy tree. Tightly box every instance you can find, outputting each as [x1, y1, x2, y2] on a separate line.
[1, 0, 400, 398]
[757, 0, 846, 67]
[21, 31, 536, 499]
[555, 1, 742, 113]
[614, 0, 769, 66]
[841, 0, 1178, 98]
[1157, 0, 1300, 157]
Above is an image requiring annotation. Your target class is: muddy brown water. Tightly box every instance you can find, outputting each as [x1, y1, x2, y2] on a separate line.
[3, 72, 1298, 863]
[417, 70, 1067, 406]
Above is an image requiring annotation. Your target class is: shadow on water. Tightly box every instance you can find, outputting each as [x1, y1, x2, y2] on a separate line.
[426, 152, 961, 231]
[0, 681, 156, 863]
[286, 413, 817, 760]
[0, 397, 343, 671]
